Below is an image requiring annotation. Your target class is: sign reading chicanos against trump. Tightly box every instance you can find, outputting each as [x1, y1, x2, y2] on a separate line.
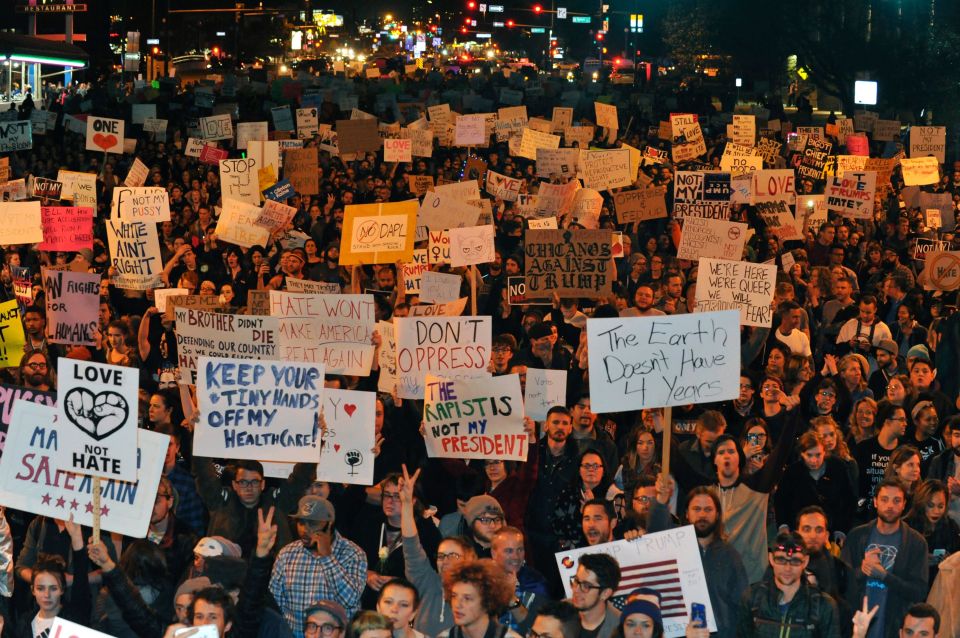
[423, 373, 526, 460]
[586, 310, 740, 413]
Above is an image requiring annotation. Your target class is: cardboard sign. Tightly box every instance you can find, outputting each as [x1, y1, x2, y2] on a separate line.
[286, 278, 341, 295]
[408, 298, 469, 317]
[269, 292, 376, 376]
[377, 320, 398, 394]
[720, 144, 762, 176]
[85, 116, 124, 154]
[594, 101, 618, 131]
[582, 149, 633, 191]
[32, 177, 63, 200]
[613, 188, 667, 223]
[428, 230, 450, 265]
[216, 198, 270, 248]
[570, 188, 604, 228]
[507, 276, 551, 305]
[57, 170, 97, 208]
[39, 207, 94, 252]
[51, 618, 117, 638]
[672, 123, 707, 163]
[871, 119, 900, 141]
[336, 119, 381, 155]
[316, 389, 377, 485]
[55, 359, 139, 481]
[484, 170, 522, 202]
[0, 384, 56, 447]
[124, 157, 150, 187]
[731, 114, 756, 146]
[284, 147, 319, 195]
[524, 229, 613, 299]
[255, 199, 297, 233]
[199, 144, 228, 166]
[756, 138, 783, 165]
[394, 316, 491, 399]
[236, 121, 268, 150]
[409, 174, 435, 196]
[797, 137, 832, 183]
[0, 402, 167, 538]
[673, 171, 731, 219]
[517, 128, 561, 161]
[455, 114, 488, 146]
[174, 308, 280, 384]
[384, 138, 413, 163]
[423, 374, 526, 460]
[909, 126, 946, 163]
[695, 258, 776, 327]
[449, 225, 495, 267]
[586, 310, 741, 412]
[106, 219, 163, 290]
[419, 271, 462, 304]
[825, 171, 877, 219]
[536, 148, 580, 178]
[401, 249, 429, 295]
[528, 217, 557, 229]
[219, 158, 260, 205]
[555, 527, 716, 637]
[271, 106, 295, 131]
[552, 107, 574, 131]
[341, 200, 418, 265]
[43, 269, 99, 346]
[0, 121, 32, 152]
[900, 157, 940, 186]
[0, 300, 25, 368]
[524, 368, 567, 421]
[676, 217, 748, 262]
[919, 251, 960, 292]
[199, 113, 233, 141]
[2, 201, 43, 244]
[756, 200, 802, 241]
[752, 169, 797, 204]
[162, 294, 222, 320]
[195, 356, 324, 462]
[417, 192, 480, 240]
[143, 118, 168, 135]
[111, 187, 171, 222]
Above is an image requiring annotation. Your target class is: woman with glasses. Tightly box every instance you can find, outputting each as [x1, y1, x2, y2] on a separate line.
[551, 450, 622, 551]
[885, 374, 913, 408]
[438, 560, 521, 638]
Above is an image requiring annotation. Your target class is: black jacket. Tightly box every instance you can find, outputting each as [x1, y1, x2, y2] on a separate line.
[737, 573, 840, 638]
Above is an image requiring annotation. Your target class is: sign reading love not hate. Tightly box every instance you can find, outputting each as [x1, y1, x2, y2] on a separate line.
[423, 373, 526, 461]
[194, 356, 325, 463]
[586, 310, 741, 413]
[55, 359, 140, 481]
[0, 401, 168, 538]
[85, 116, 125, 154]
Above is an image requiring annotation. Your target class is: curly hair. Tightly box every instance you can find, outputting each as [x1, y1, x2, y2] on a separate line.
[441, 559, 514, 615]
[811, 416, 853, 461]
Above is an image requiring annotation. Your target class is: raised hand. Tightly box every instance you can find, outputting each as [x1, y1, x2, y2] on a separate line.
[256, 506, 278, 558]
[851, 596, 879, 638]
[87, 539, 116, 572]
[399, 464, 421, 505]
[64, 514, 84, 551]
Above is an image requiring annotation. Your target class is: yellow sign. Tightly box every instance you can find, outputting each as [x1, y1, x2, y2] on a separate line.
[340, 200, 419, 265]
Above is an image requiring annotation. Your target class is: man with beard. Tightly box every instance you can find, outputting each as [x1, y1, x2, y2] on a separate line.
[19, 351, 53, 391]
[835, 295, 892, 358]
[841, 478, 928, 638]
[647, 481, 746, 638]
[796, 506, 852, 635]
[570, 396, 618, 480]
[491, 527, 548, 634]
[462, 495, 505, 559]
[568, 553, 621, 638]
[616, 478, 670, 539]
[580, 499, 615, 547]
[737, 531, 840, 638]
[621, 285, 665, 318]
[927, 417, 960, 525]
[868, 340, 901, 399]
[21, 305, 50, 357]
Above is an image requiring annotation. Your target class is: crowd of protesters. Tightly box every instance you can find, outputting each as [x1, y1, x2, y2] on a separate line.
[0, 57, 959, 638]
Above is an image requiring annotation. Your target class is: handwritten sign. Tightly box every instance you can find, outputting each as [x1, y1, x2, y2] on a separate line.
[900, 157, 940, 186]
[200, 113, 233, 141]
[695, 258, 776, 327]
[673, 172, 730, 219]
[449, 225, 495, 267]
[0, 300, 25, 368]
[586, 311, 740, 412]
[341, 200, 418, 265]
[163, 294, 223, 321]
[0, 121, 32, 152]
[316, 389, 376, 485]
[536, 148, 580, 178]
[594, 101, 618, 131]
[384, 138, 413, 163]
[57, 170, 97, 208]
[255, 199, 297, 233]
[797, 137, 832, 183]
[825, 171, 877, 219]
[524, 368, 567, 421]
[111, 187, 171, 222]
[43, 269, 100, 346]
[55, 359, 139, 481]
[517, 128, 561, 161]
[39, 207, 93, 251]
[219, 158, 260, 205]
[395, 316, 491, 399]
[581, 149, 633, 191]
[910, 126, 946, 163]
[613, 188, 667, 223]
[216, 198, 270, 248]
[676, 217, 748, 262]
[174, 308, 280, 384]
[485, 170, 522, 201]
[420, 271, 462, 304]
[525, 230, 613, 299]
[106, 219, 162, 290]
[2, 201, 43, 244]
[423, 374, 525, 460]
[85, 116, 125, 154]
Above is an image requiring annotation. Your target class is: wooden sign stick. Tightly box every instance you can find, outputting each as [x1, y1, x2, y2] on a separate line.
[661, 406, 673, 478]
[91, 476, 102, 543]
[470, 265, 478, 316]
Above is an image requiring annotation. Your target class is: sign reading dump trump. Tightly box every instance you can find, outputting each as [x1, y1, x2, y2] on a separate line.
[586, 311, 740, 413]
[423, 374, 526, 460]
[0, 401, 167, 539]
[195, 356, 325, 462]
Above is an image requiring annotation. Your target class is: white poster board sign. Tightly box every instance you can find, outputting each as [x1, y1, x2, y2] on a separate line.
[395, 316, 491, 399]
[524, 368, 567, 421]
[316, 389, 377, 485]
[694, 258, 777, 327]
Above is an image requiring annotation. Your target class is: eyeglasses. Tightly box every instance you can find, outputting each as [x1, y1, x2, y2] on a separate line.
[305, 622, 342, 637]
[436, 551, 462, 561]
[772, 555, 805, 567]
[492, 347, 512, 354]
[580, 463, 603, 471]
[156, 492, 173, 500]
[886, 416, 907, 423]
[234, 479, 261, 488]
[569, 576, 602, 592]
[382, 492, 402, 502]
[26, 362, 48, 370]
[739, 383, 754, 390]
[476, 516, 503, 525]
[633, 495, 653, 504]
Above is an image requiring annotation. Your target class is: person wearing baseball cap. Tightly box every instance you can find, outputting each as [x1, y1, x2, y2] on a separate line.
[266, 247, 307, 289]
[303, 600, 348, 638]
[269, 496, 367, 637]
[868, 340, 901, 398]
[463, 496, 505, 558]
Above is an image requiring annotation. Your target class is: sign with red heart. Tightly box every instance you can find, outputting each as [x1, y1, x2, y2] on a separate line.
[316, 389, 376, 486]
[85, 116, 125, 154]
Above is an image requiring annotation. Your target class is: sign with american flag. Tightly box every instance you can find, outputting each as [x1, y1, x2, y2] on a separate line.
[555, 526, 716, 637]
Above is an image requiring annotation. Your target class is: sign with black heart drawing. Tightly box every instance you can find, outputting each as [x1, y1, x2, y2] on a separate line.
[55, 359, 139, 481]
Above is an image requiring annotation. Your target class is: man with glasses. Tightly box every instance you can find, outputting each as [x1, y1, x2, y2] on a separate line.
[19, 351, 53, 392]
[489, 335, 518, 375]
[568, 553, 620, 638]
[463, 495, 505, 558]
[571, 396, 618, 480]
[854, 401, 906, 520]
[303, 600, 348, 638]
[737, 531, 840, 638]
[270, 496, 366, 638]
[841, 478, 929, 638]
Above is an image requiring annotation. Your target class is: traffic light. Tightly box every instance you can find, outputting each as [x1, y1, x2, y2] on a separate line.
[533, 4, 542, 13]
[212, 46, 221, 56]
[151, 46, 160, 55]
[461, 26, 468, 33]
[595, 32, 603, 41]
[506, 19, 515, 27]
[465, 16, 472, 23]
[467, 1, 476, 8]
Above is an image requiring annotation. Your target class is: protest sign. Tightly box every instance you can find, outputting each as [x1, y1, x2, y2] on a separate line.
[423, 374, 526, 460]
[428, 230, 450, 265]
[263, 179, 295, 202]
[194, 356, 324, 462]
[528, 217, 557, 229]
[55, 359, 139, 481]
[536, 148, 580, 178]
[296, 107, 319, 139]
[106, 219, 163, 290]
[316, 389, 377, 485]
[39, 207, 94, 252]
[0, 401, 167, 538]
[219, 158, 260, 205]
[199, 113, 233, 140]
[871, 119, 900, 141]
[174, 308, 280, 384]
[797, 137, 832, 182]
[752, 169, 797, 205]
[377, 320, 398, 394]
[552, 107, 574, 131]
[216, 198, 270, 248]
[731, 114, 756, 146]
[394, 316, 491, 399]
[570, 188, 604, 228]
[612, 188, 667, 224]
[517, 128, 561, 161]
[846, 134, 869, 156]
[919, 251, 960, 292]
[0, 121, 32, 152]
[111, 187, 171, 222]
[51, 618, 117, 638]
[2, 201, 43, 244]
[594, 101, 618, 131]
[143, 118, 167, 135]
[586, 310, 740, 412]
[341, 200, 418, 265]
[401, 249, 429, 295]
[417, 192, 481, 240]
[57, 170, 97, 208]
[555, 527, 716, 637]
[184, 138, 205, 158]
[408, 174, 434, 196]
[564, 126, 594, 148]
[507, 277, 551, 306]
[271, 106, 295, 131]
[756, 200, 802, 241]
[255, 199, 297, 233]
[235, 121, 267, 150]
[825, 171, 877, 219]
[286, 278, 341, 295]
[12, 266, 31, 309]
[676, 217, 748, 262]
[408, 298, 470, 317]
[0, 384, 55, 452]
[524, 368, 567, 421]
[0, 179, 27, 201]
[0, 301, 25, 368]
[450, 225, 495, 267]
[384, 138, 413, 163]
[124, 157, 150, 187]
[42, 269, 99, 346]
[85, 116, 124, 154]
[581, 149, 633, 191]
[336, 119, 381, 155]
[671, 123, 707, 163]
[524, 230, 613, 299]
[270, 292, 376, 376]
[152, 288, 189, 315]
[455, 114, 488, 146]
[756, 138, 782, 165]
[485, 170, 522, 202]
[672, 172, 731, 219]
[404, 128, 434, 157]
[32, 177, 63, 201]
[284, 147, 319, 195]
[199, 144, 228, 165]
[695, 258, 777, 327]
[132, 104, 156, 124]
[900, 157, 940, 186]
[925, 208, 942, 230]
[420, 271, 462, 304]
[719, 144, 762, 176]
[910, 126, 946, 163]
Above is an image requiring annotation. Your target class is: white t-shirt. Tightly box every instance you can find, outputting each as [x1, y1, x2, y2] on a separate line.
[32, 614, 53, 638]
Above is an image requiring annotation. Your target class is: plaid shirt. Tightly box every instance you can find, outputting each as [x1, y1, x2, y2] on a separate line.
[269, 533, 367, 638]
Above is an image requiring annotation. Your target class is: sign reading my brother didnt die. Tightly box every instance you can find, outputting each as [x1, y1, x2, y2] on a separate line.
[586, 310, 741, 413]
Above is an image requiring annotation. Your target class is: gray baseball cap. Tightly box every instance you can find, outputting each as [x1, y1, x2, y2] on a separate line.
[290, 495, 335, 522]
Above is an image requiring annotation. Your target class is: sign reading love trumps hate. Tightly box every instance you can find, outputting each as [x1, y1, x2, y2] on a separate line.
[586, 310, 740, 413]
[0, 401, 167, 538]
[54, 359, 140, 481]
[424, 373, 526, 460]
[194, 356, 325, 462]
